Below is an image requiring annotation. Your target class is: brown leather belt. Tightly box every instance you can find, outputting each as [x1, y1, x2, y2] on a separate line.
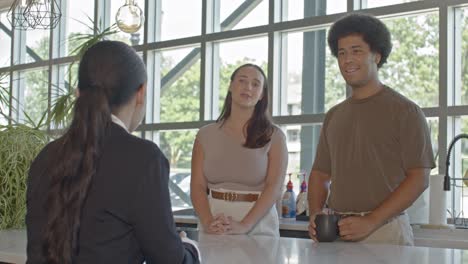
[209, 189, 259, 202]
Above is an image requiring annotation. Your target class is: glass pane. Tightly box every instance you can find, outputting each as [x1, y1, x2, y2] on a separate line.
[0, 73, 10, 125]
[25, 28, 50, 63]
[110, 0, 145, 46]
[280, 124, 322, 192]
[158, 47, 200, 123]
[148, 130, 197, 211]
[20, 68, 49, 126]
[408, 116, 438, 224]
[457, 8, 468, 106]
[447, 116, 468, 226]
[61, 0, 94, 57]
[49, 63, 78, 129]
[282, 29, 346, 115]
[281, 0, 346, 21]
[364, 0, 421, 9]
[379, 13, 439, 108]
[217, 0, 268, 32]
[132, 130, 143, 138]
[0, 11, 11, 67]
[217, 37, 268, 116]
[161, 0, 201, 40]
[427, 117, 439, 175]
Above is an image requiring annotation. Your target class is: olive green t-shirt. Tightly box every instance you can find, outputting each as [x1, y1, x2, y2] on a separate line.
[312, 86, 435, 212]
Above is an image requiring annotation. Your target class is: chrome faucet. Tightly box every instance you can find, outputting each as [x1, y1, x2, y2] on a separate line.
[444, 133, 468, 191]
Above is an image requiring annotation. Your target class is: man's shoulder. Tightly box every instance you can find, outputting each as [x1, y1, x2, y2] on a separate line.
[381, 86, 421, 111]
[324, 99, 349, 120]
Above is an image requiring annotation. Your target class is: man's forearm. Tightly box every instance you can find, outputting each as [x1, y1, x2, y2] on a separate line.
[308, 171, 331, 215]
[369, 168, 430, 226]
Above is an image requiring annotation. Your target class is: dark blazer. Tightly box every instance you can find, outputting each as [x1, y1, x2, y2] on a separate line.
[26, 123, 199, 264]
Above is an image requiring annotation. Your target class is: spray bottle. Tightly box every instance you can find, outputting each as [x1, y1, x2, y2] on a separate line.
[282, 173, 296, 218]
[296, 172, 308, 217]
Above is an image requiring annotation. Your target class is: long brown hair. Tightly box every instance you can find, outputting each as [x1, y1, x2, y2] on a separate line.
[42, 41, 147, 264]
[217, 63, 274, 148]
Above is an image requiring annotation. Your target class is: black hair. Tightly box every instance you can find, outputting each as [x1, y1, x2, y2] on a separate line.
[327, 13, 392, 68]
[42, 41, 147, 264]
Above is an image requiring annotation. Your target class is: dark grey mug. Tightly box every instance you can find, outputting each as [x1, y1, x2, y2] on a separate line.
[314, 214, 340, 242]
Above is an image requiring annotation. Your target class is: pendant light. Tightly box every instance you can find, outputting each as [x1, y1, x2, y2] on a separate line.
[8, 0, 61, 30]
[115, 0, 144, 34]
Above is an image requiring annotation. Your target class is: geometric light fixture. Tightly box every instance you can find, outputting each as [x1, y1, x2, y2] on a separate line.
[115, 0, 144, 34]
[8, 0, 61, 30]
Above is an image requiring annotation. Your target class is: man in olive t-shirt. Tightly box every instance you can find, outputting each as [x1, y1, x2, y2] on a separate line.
[307, 14, 435, 245]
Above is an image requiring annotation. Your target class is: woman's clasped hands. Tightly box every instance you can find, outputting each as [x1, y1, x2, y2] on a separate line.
[205, 214, 231, 234]
[204, 214, 251, 235]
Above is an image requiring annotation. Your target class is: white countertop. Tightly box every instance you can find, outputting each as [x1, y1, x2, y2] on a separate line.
[0, 230, 26, 264]
[175, 215, 308, 231]
[198, 233, 468, 264]
[175, 215, 468, 249]
[1, 229, 467, 264]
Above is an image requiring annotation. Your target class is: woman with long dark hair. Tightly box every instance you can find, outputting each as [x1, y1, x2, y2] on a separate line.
[190, 64, 288, 236]
[26, 41, 200, 264]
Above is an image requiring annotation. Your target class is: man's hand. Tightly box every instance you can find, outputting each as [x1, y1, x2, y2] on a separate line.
[338, 215, 380, 241]
[307, 213, 319, 242]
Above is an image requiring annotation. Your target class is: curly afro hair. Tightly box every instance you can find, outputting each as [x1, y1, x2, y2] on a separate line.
[327, 13, 392, 68]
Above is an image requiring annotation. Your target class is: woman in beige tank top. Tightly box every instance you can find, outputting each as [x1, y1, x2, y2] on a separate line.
[190, 64, 288, 236]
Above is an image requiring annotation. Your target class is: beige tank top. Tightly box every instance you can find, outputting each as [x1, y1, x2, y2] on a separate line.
[196, 122, 284, 191]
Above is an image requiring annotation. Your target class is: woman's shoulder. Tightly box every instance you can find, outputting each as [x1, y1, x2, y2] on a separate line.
[29, 140, 59, 173]
[271, 124, 286, 142]
[198, 122, 220, 134]
[109, 125, 165, 161]
[196, 122, 221, 142]
[129, 134, 165, 159]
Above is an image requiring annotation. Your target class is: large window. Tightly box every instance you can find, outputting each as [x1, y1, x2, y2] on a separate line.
[281, 0, 346, 21]
[0, 72, 9, 125]
[1, 1, 468, 234]
[16, 68, 49, 126]
[60, 0, 95, 57]
[24, 29, 50, 64]
[0, 11, 11, 68]
[156, 47, 201, 123]
[157, 129, 197, 211]
[380, 13, 439, 108]
[217, 0, 268, 32]
[216, 37, 268, 115]
[456, 7, 468, 106]
[362, 0, 422, 9]
[160, 0, 202, 40]
[281, 29, 346, 115]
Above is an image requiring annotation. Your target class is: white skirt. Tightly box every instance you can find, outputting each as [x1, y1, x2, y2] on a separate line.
[201, 188, 279, 237]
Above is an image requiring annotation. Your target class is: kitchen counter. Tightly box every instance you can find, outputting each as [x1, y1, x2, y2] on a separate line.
[1, 229, 467, 264]
[0, 230, 25, 264]
[198, 233, 468, 264]
[175, 215, 468, 249]
[175, 215, 308, 231]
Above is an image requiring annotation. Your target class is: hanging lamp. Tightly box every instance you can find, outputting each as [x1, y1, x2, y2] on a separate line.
[8, 0, 62, 30]
[115, 0, 144, 34]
